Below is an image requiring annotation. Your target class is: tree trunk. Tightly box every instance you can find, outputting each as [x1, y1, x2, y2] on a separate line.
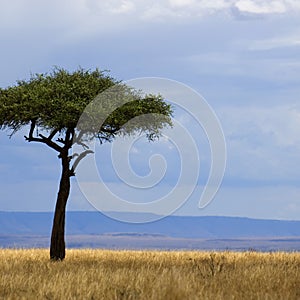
[50, 153, 70, 261]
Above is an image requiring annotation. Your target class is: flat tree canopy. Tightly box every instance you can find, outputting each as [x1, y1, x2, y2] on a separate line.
[0, 68, 172, 140]
[0, 67, 173, 260]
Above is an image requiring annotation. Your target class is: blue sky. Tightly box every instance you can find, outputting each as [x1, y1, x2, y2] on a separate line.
[1, 0, 300, 220]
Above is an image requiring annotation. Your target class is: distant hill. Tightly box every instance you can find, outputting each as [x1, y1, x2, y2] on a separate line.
[0, 211, 299, 251]
[0, 211, 299, 238]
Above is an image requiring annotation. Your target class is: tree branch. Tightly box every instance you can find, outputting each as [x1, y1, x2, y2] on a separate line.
[70, 150, 94, 176]
[38, 134, 63, 152]
[74, 139, 89, 149]
[64, 127, 74, 149]
[97, 134, 111, 144]
[48, 128, 59, 140]
[24, 120, 63, 153]
[73, 130, 91, 149]
[101, 125, 120, 135]
[56, 137, 66, 145]
[24, 120, 43, 143]
[73, 130, 84, 144]
[29, 119, 36, 138]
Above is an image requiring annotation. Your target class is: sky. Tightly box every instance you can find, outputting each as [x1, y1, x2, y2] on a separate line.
[1, 0, 300, 221]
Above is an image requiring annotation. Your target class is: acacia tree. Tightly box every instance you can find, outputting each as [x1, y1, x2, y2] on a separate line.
[0, 68, 172, 260]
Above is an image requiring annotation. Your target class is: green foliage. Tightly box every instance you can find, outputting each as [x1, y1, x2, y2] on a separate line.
[0, 67, 173, 142]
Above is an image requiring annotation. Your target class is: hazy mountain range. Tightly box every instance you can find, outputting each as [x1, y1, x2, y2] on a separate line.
[1, 211, 299, 251]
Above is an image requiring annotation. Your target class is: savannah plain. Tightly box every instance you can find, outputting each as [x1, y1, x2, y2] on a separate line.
[0, 249, 299, 299]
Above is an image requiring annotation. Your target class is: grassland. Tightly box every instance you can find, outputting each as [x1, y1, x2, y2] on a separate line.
[0, 249, 299, 299]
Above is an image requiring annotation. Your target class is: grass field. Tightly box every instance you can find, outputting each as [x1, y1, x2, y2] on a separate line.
[0, 249, 299, 299]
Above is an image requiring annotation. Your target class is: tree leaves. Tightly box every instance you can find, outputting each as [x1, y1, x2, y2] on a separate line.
[0, 67, 173, 143]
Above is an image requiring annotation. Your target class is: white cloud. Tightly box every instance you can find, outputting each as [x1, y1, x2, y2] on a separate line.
[237, 106, 300, 148]
[247, 34, 300, 50]
[169, 0, 196, 8]
[285, 0, 300, 10]
[235, 0, 287, 14]
[86, 0, 136, 15]
[226, 106, 300, 147]
[110, 0, 136, 14]
[1, 0, 300, 36]
[221, 105, 300, 182]
[182, 36, 300, 84]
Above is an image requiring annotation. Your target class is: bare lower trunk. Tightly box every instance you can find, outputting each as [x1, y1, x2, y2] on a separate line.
[50, 154, 70, 261]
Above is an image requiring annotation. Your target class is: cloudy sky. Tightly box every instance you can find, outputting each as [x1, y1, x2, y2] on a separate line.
[1, 0, 300, 220]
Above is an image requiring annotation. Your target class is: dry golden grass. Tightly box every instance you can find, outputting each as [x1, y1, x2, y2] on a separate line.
[0, 249, 299, 299]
